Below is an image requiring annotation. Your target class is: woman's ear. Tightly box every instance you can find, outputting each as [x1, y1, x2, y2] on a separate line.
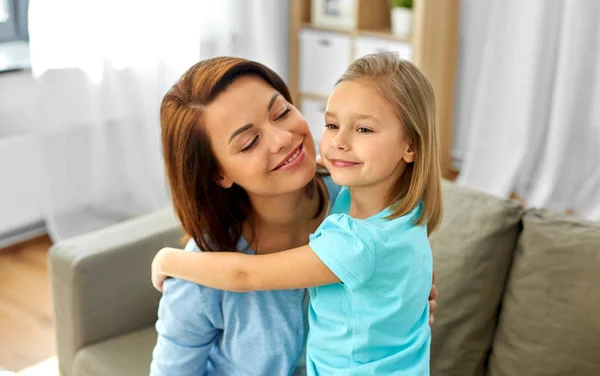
[217, 175, 233, 189]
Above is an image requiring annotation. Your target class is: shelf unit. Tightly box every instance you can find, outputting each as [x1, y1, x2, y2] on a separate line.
[289, 0, 460, 178]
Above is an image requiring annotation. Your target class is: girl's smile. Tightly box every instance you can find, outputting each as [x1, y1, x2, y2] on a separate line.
[327, 158, 361, 168]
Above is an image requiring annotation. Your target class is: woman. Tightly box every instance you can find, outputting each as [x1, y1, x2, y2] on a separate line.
[150, 56, 438, 375]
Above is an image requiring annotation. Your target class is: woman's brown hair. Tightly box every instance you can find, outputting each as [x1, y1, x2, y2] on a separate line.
[337, 52, 443, 234]
[161, 57, 322, 252]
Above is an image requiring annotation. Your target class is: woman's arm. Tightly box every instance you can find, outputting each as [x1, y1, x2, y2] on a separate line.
[152, 245, 340, 292]
[150, 278, 219, 375]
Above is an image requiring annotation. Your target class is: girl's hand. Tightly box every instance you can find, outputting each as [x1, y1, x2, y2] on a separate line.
[151, 247, 174, 292]
[429, 272, 438, 325]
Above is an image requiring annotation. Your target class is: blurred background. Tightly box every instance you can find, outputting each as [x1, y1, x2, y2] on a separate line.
[0, 0, 598, 374]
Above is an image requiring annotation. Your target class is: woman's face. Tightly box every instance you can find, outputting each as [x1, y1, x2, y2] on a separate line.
[204, 75, 317, 196]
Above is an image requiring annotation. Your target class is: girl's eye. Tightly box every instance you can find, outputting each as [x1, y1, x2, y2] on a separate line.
[325, 123, 338, 130]
[240, 135, 259, 153]
[357, 127, 373, 133]
[275, 106, 291, 121]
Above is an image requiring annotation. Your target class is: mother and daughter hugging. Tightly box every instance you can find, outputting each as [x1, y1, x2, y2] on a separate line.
[149, 51, 442, 376]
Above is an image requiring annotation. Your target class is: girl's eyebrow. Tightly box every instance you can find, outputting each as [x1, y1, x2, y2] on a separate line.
[325, 111, 380, 124]
[355, 114, 380, 123]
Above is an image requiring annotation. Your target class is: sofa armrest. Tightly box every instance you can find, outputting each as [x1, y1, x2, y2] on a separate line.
[49, 207, 183, 376]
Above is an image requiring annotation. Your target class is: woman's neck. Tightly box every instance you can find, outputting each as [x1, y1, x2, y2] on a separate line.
[244, 179, 327, 254]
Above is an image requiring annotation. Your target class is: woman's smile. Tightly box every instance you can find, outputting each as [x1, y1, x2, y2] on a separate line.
[272, 142, 306, 171]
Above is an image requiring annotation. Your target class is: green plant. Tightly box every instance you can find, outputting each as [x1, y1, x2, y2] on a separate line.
[391, 0, 412, 8]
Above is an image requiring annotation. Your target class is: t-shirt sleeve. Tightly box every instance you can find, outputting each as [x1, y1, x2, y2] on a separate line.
[308, 214, 376, 291]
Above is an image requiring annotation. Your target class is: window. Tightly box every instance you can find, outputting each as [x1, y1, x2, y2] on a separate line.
[0, 0, 30, 72]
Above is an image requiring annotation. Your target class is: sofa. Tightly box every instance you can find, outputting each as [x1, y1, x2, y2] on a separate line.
[49, 181, 600, 376]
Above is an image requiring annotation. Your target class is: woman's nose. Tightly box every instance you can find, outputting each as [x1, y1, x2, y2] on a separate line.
[269, 126, 293, 154]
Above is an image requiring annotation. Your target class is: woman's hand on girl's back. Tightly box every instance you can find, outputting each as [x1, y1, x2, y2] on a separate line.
[429, 272, 438, 325]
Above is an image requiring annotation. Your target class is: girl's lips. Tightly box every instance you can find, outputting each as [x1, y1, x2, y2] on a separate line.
[328, 158, 360, 167]
[272, 143, 305, 171]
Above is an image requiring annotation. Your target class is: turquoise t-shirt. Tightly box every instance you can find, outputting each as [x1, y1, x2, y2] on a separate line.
[306, 187, 432, 375]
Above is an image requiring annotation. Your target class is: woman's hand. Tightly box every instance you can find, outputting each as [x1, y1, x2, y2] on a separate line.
[429, 272, 438, 325]
[151, 247, 174, 292]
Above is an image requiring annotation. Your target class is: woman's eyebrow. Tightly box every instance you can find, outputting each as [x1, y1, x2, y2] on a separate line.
[228, 123, 253, 144]
[267, 93, 280, 111]
[228, 93, 280, 144]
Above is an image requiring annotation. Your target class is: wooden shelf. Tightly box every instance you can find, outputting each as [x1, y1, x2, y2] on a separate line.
[289, 0, 460, 179]
[299, 22, 354, 35]
[299, 92, 329, 102]
[297, 23, 413, 44]
[357, 28, 412, 43]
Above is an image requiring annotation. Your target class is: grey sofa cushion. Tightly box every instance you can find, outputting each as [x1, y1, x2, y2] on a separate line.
[73, 326, 156, 376]
[429, 181, 524, 376]
[489, 209, 600, 376]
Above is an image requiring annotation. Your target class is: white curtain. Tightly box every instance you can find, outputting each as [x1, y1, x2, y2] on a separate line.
[454, 0, 600, 220]
[197, 0, 290, 80]
[28, 0, 289, 241]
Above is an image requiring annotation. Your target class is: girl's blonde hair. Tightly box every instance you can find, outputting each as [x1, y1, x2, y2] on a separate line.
[337, 52, 442, 234]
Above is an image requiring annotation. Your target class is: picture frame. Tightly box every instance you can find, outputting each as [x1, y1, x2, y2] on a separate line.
[311, 0, 356, 30]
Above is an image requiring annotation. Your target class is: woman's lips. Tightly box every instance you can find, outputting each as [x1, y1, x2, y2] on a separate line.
[272, 143, 305, 171]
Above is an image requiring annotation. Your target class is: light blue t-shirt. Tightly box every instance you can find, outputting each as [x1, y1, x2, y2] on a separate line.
[307, 187, 433, 375]
[150, 176, 342, 376]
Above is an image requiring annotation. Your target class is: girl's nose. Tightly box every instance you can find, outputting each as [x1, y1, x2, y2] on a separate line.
[331, 131, 350, 151]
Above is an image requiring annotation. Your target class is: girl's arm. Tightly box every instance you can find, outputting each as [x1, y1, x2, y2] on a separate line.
[152, 245, 340, 292]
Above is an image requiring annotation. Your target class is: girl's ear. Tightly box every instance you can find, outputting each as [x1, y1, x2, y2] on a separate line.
[402, 144, 415, 163]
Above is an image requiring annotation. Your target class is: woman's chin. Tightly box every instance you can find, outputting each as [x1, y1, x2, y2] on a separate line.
[298, 159, 318, 184]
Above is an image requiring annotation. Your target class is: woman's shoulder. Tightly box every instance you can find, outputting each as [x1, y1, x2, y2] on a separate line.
[186, 235, 253, 255]
[159, 276, 223, 332]
[160, 239, 226, 314]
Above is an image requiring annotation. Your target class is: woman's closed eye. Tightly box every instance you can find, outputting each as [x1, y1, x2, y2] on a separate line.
[240, 135, 259, 153]
[274, 106, 291, 121]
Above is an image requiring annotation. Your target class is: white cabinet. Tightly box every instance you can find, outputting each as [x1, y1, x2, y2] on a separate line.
[300, 98, 327, 149]
[0, 135, 43, 236]
[355, 36, 413, 61]
[299, 29, 352, 96]
[0, 72, 45, 240]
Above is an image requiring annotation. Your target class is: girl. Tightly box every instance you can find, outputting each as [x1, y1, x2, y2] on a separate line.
[151, 54, 440, 375]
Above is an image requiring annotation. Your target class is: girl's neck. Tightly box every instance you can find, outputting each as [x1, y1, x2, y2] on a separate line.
[349, 162, 408, 219]
[244, 179, 327, 254]
[348, 181, 395, 219]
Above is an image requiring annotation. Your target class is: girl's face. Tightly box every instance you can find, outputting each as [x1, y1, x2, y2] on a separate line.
[204, 75, 317, 196]
[320, 80, 414, 192]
